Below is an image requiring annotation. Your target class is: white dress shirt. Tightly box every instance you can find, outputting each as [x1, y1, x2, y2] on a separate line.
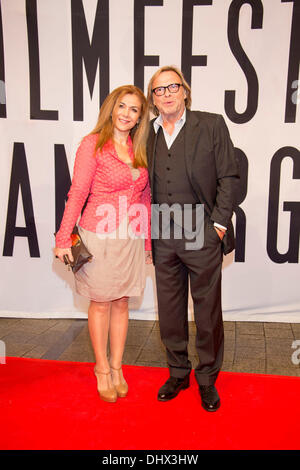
[153, 109, 186, 149]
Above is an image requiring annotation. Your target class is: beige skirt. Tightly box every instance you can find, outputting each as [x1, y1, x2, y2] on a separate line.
[74, 223, 146, 302]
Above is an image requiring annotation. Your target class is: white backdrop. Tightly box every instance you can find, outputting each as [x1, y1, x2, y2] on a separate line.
[0, 0, 299, 322]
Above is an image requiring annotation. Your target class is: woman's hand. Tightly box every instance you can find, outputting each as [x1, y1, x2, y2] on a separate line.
[54, 247, 73, 264]
[145, 251, 153, 264]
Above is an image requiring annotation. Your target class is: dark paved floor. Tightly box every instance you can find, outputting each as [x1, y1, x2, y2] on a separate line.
[1, 318, 300, 376]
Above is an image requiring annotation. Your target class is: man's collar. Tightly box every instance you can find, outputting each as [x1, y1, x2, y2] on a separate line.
[153, 108, 186, 134]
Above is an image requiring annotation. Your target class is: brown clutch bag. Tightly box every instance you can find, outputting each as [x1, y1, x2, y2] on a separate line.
[56, 226, 93, 273]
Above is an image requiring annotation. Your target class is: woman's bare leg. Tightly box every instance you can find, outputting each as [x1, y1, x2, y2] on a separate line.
[109, 297, 129, 386]
[88, 300, 113, 391]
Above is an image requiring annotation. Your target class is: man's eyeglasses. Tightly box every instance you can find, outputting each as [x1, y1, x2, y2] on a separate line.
[152, 83, 183, 97]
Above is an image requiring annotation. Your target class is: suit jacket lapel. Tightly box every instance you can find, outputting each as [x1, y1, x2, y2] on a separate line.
[184, 109, 200, 188]
[147, 121, 159, 194]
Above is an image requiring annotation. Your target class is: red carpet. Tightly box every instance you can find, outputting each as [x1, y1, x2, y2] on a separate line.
[0, 357, 299, 450]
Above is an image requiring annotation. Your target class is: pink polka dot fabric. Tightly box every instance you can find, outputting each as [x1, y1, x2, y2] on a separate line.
[55, 134, 151, 251]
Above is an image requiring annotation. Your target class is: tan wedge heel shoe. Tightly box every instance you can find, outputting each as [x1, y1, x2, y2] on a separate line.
[111, 366, 128, 398]
[94, 367, 117, 403]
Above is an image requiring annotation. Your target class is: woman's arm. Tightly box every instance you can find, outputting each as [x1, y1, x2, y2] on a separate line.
[55, 135, 98, 249]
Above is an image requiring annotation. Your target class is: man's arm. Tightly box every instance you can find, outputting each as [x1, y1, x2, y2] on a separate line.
[211, 114, 239, 228]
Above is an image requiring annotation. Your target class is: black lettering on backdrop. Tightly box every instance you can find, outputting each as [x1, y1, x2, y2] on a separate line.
[267, 147, 300, 263]
[26, 0, 58, 120]
[181, 0, 212, 86]
[233, 148, 248, 262]
[3, 143, 40, 258]
[0, 0, 6, 118]
[54, 145, 71, 233]
[282, 0, 300, 123]
[225, 0, 263, 124]
[134, 0, 162, 91]
[71, 0, 109, 121]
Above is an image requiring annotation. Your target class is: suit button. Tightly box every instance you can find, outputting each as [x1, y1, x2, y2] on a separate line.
[168, 193, 172, 197]
[166, 167, 170, 170]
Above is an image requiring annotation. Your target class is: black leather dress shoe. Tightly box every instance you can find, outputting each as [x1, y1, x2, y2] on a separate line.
[199, 385, 220, 412]
[158, 375, 190, 401]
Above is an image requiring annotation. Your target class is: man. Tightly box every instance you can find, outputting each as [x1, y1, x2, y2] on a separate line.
[146, 66, 239, 411]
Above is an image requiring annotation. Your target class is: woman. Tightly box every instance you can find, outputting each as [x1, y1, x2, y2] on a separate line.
[54, 85, 152, 403]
